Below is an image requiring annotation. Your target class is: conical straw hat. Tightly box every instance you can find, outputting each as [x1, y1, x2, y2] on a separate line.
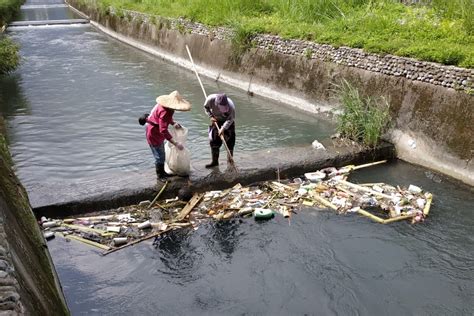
[156, 90, 192, 111]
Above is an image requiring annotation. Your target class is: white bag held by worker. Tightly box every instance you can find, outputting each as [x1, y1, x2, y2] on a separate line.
[165, 126, 191, 176]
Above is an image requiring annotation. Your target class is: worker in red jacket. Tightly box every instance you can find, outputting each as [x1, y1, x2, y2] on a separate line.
[142, 91, 191, 181]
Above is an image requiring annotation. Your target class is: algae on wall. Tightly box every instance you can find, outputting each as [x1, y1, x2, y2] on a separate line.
[0, 118, 69, 315]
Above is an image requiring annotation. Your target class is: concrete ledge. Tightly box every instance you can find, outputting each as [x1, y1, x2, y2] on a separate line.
[8, 19, 89, 26]
[33, 141, 395, 219]
[20, 4, 68, 8]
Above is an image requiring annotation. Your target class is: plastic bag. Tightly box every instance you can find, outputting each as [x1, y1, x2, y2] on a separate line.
[165, 126, 191, 176]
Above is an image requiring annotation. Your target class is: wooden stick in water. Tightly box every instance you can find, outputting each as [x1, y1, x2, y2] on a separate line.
[148, 181, 168, 209]
[176, 193, 204, 221]
[102, 228, 173, 256]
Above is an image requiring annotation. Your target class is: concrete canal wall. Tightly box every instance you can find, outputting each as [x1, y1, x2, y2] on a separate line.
[0, 121, 69, 315]
[68, 0, 474, 186]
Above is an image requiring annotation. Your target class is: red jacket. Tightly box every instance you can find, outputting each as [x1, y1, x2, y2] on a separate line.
[145, 104, 175, 146]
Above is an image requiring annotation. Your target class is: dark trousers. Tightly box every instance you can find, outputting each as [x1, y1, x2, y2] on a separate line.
[209, 121, 235, 151]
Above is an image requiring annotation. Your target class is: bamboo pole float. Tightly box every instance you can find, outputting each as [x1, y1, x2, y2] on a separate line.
[148, 181, 168, 209]
[185, 45, 236, 170]
[308, 191, 338, 211]
[356, 209, 385, 224]
[337, 180, 393, 200]
[62, 224, 115, 237]
[423, 193, 433, 216]
[61, 234, 111, 250]
[75, 214, 116, 221]
[102, 228, 174, 256]
[382, 214, 415, 224]
[350, 160, 387, 170]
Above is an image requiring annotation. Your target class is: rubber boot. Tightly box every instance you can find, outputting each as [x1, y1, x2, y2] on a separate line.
[156, 164, 171, 181]
[205, 148, 219, 168]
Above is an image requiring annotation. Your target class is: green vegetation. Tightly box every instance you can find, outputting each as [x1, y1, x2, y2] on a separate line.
[93, 0, 474, 68]
[0, 0, 22, 74]
[0, 0, 22, 27]
[0, 36, 20, 74]
[230, 22, 259, 63]
[335, 79, 391, 147]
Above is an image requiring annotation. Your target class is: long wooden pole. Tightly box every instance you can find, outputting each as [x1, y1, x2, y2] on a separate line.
[185, 45, 236, 169]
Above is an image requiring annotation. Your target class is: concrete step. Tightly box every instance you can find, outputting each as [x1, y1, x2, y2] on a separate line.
[20, 4, 68, 9]
[8, 18, 89, 26]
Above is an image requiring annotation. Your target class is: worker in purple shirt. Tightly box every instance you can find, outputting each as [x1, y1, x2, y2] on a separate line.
[203, 93, 236, 168]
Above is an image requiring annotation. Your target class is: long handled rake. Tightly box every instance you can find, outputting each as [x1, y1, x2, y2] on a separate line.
[185, 45, 237, 171]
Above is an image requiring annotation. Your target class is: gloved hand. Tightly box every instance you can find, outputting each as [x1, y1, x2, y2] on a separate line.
[210, 117, 217, 124]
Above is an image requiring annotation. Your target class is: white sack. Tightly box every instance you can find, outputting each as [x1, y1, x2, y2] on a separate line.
[165, 126, 191, 176]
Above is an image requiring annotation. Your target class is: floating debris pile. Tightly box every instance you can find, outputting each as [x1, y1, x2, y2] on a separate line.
[39, 161, 433, 254]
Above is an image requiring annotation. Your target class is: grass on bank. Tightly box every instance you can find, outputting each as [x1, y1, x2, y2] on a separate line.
[0, 36, 20, 74]
[334, 79, 391, 148]
[0, 0, 22, 75]
[0, 0, 22, 27]
[89, 0, 474, 68]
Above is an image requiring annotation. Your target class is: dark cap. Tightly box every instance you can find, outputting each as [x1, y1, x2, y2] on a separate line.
[215, 93, 229, 113]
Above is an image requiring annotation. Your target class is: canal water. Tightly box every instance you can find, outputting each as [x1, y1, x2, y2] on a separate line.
[16, 4, 81, 22]
[1, 3, 473, 316]
[1, 24, 334, 196]
[46, 161, 474, 315]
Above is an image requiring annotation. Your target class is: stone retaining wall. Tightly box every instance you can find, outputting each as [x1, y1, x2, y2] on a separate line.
[0, 224, 24, 315]
[112, 9, 473, 94]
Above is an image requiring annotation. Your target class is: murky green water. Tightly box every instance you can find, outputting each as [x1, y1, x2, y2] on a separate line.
[47, 161, 474, 315]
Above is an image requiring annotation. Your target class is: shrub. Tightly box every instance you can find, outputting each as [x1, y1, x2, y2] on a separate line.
[0, 36, 20, 74]
[0, 0, 22, 27]
[334, 79, 390, 147]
